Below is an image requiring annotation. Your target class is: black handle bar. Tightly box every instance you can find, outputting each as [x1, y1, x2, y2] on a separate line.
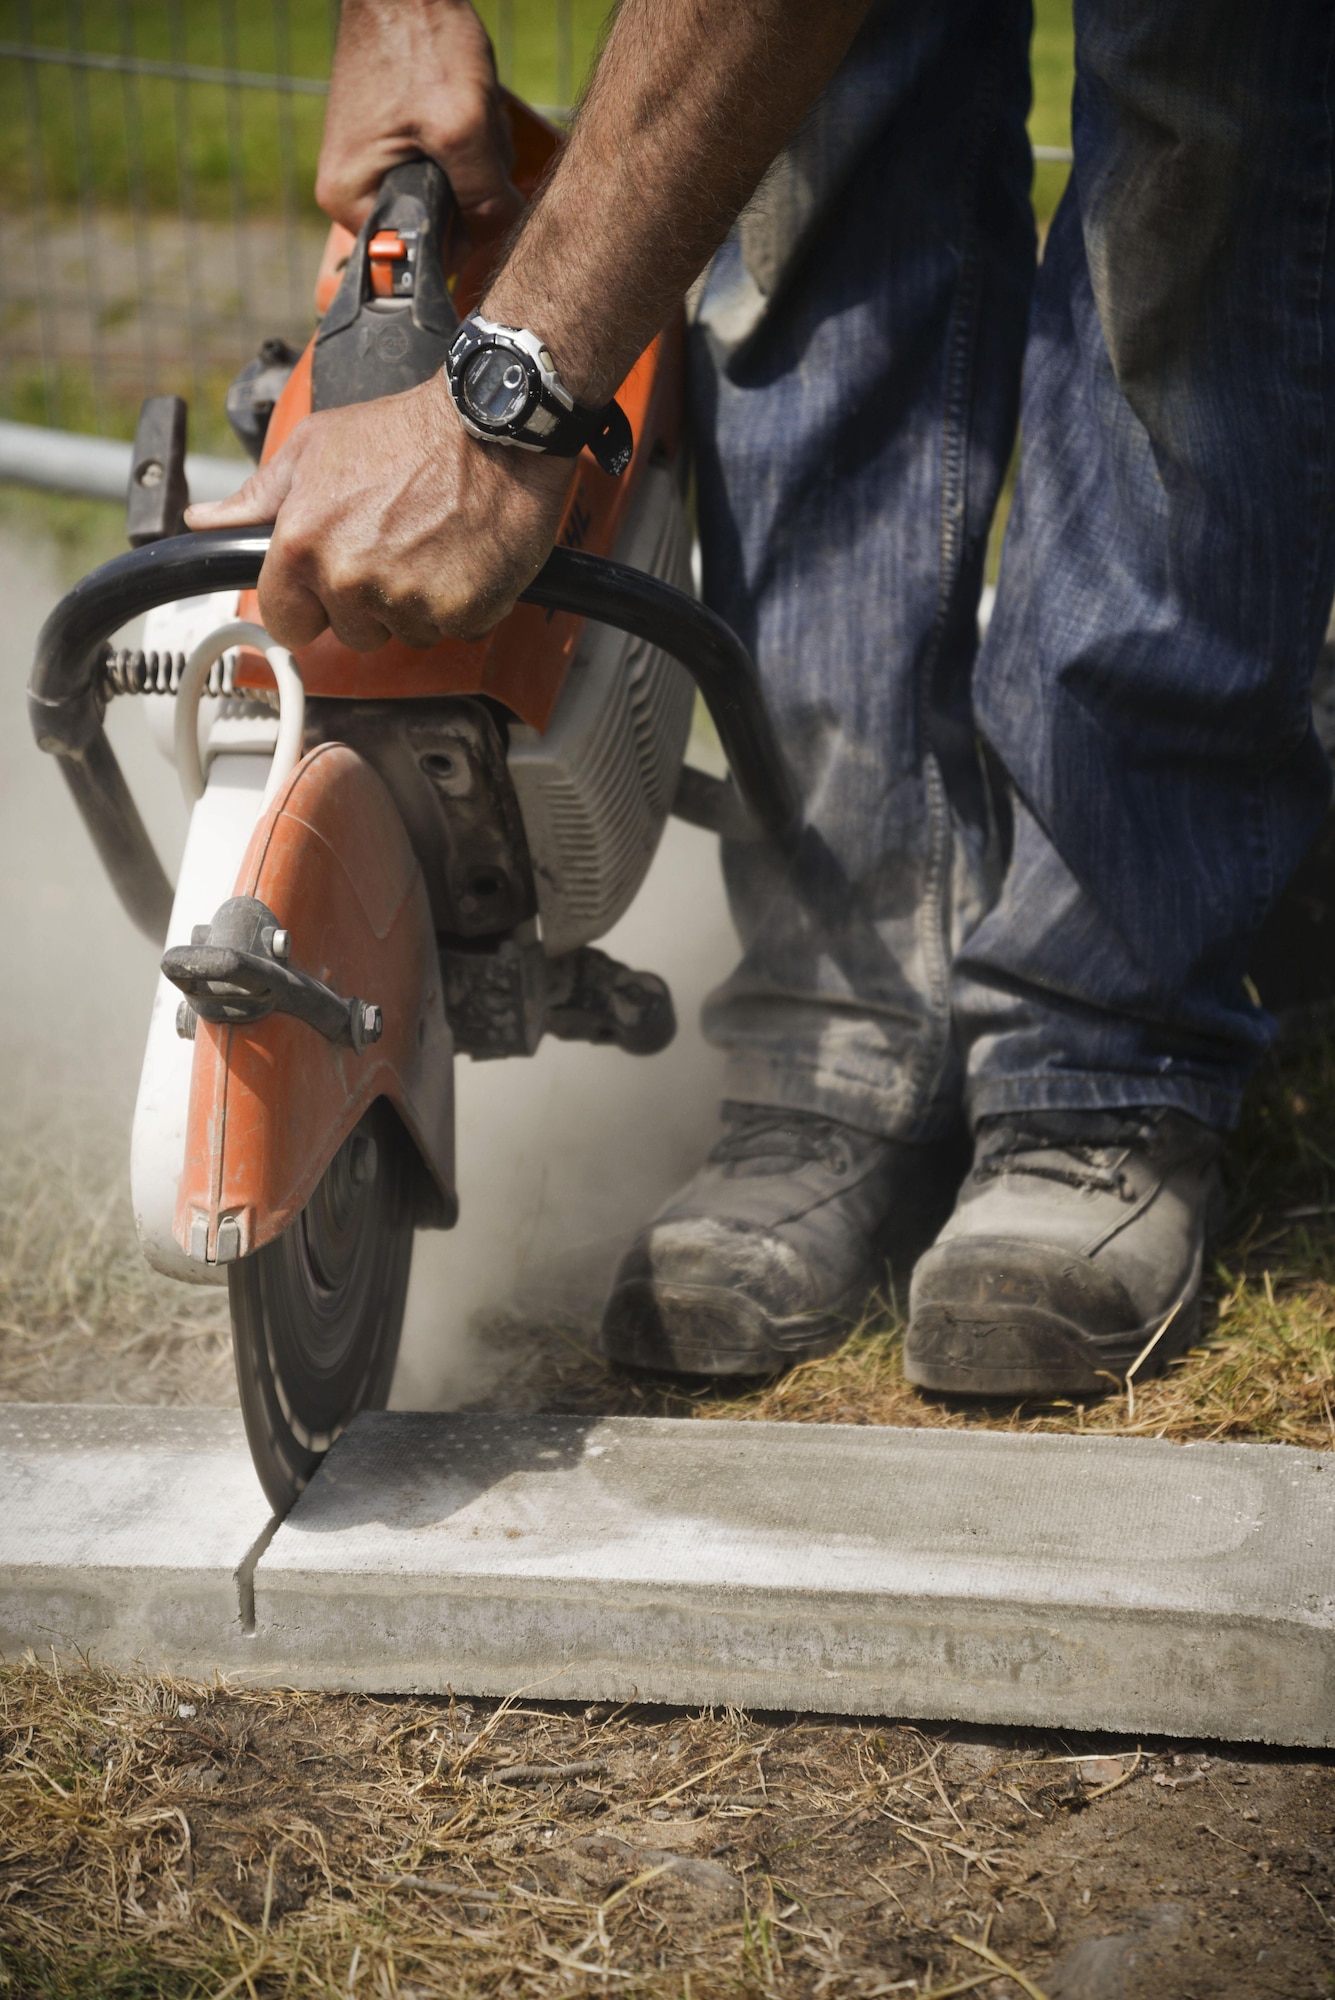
[29, 528, 800, 942]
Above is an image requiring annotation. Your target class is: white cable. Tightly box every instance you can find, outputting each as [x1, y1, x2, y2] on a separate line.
[174, 619, 305, 809]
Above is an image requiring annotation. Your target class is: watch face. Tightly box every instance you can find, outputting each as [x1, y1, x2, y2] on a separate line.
[460, 345, 533, 428]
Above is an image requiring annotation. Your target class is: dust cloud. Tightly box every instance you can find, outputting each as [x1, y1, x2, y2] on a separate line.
[0, 525, 736, 1409]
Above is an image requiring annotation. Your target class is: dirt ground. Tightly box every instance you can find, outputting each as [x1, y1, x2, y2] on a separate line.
[3, 1664, 1333, 2000]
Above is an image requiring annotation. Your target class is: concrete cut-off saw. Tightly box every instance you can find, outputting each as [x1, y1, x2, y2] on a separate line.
[29, 99, 798, 1510]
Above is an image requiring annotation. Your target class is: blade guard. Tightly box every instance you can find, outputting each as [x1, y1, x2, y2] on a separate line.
[174, 741, 455, 1266]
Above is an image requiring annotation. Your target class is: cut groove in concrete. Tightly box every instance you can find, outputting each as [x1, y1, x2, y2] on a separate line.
[235, 1511, 283, 1636]
[1, 1405, 1331, 1745]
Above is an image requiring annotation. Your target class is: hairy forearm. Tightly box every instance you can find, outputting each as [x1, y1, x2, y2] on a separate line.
[484, 0, 872, 403]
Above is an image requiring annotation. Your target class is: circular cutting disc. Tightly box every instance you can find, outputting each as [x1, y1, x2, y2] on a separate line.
[229, 1101, 415, 1512]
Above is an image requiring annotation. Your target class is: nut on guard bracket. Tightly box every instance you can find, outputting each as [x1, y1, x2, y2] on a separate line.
[162, 894, 384, 1054]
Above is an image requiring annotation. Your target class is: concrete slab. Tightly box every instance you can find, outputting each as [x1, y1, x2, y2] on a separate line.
[0, 1405, 275, 1673]
[254, 1413, 1335, 1746]
[3, 1406, 1331, 1743]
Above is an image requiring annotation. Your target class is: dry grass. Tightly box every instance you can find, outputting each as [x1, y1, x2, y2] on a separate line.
[0, 1115, 232, 1410]
[2, 1661, 1332, 1999]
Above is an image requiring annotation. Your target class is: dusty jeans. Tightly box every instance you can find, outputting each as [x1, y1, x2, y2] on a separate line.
[689, 0, 1335, 1139]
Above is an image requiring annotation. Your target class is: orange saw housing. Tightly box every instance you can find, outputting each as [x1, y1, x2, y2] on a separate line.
[234, 97, 685, 732]
[174, 741, 456, 1266]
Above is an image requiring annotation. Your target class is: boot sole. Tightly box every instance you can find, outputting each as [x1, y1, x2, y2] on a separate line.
[601, 1277, 860, 1378]
[903, 1280, 1203, 1400]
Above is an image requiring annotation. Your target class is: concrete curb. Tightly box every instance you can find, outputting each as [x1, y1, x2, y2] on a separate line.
[2, 1405, 1331, 1744]
[0, 1405, 275, 1674]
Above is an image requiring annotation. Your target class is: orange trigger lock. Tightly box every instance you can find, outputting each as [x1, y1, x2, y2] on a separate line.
[368, 229, 412, 300]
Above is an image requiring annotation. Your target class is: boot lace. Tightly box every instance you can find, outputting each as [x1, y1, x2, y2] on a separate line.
[709, 1104, 854, 1177]
[973, 1114, 1161, 1203]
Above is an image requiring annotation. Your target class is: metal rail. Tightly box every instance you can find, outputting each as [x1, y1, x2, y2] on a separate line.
[0, 418, 242, 503]
[0, 41, 329, 96]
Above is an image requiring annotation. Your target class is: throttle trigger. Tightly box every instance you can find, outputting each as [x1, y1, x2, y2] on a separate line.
[368, 228, 417, 299]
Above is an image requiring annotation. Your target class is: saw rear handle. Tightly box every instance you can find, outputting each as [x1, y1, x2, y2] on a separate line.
[28, 528, 801, 943]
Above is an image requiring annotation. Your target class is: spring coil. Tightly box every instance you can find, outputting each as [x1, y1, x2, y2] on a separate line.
[101, 647, 280, 717]
[102, 645, 237, 699]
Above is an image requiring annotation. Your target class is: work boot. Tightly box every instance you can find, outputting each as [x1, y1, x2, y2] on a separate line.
[904, 1109, 1224, 1399]
[601, 1103, 965, 1376]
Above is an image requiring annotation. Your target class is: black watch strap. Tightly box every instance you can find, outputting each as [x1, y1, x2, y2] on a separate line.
[543, 394, 634, 476]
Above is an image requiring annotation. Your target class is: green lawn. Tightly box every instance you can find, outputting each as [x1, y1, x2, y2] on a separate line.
[0, 1, 612, 220]
[1030, 0, 1074, 228]
[0, 0, 1073, 222]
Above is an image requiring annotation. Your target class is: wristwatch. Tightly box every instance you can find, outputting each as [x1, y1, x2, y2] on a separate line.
[444, 312, 633, 476]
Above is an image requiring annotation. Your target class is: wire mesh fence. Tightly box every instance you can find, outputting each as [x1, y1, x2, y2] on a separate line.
[0, 1, 596, 448]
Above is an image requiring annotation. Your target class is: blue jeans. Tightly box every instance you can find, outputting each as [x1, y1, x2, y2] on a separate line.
[689, 0, 1335, 1139]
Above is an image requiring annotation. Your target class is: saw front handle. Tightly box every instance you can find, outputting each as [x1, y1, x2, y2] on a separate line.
[28, 529, 802, 942]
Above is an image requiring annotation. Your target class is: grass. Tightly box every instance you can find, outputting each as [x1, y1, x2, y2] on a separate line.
[0, 0, 1074, 435]
[6, 1025, 1334, 1996]
[697, 1018, 1335, 1451]
[4, 1014, 1333, 1453]
[1029, 0, 1074, 231]
[445, 1028, 1335, 1458]
[0, 1102, 232, 1411]
[1, 1665, 1332, 1998]
[0, 1, 1072, 223]
[0, 0, 613, 223]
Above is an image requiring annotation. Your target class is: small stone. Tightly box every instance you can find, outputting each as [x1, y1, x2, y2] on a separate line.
[1080, 1756, 1125, 1786]
[177, 1703, 197, 1720]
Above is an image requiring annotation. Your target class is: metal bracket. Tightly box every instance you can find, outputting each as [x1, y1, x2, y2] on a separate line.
[126, 395, 189, 547]
[162, 895, 384, 1053]
[440, 933, 675, 1060]
[545, 946, 675, 1055]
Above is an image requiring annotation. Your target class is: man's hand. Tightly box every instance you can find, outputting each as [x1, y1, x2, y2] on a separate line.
[184, 376, 571, 650]
[188, 0, 870, 651]
[316, 0, 522, 240]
